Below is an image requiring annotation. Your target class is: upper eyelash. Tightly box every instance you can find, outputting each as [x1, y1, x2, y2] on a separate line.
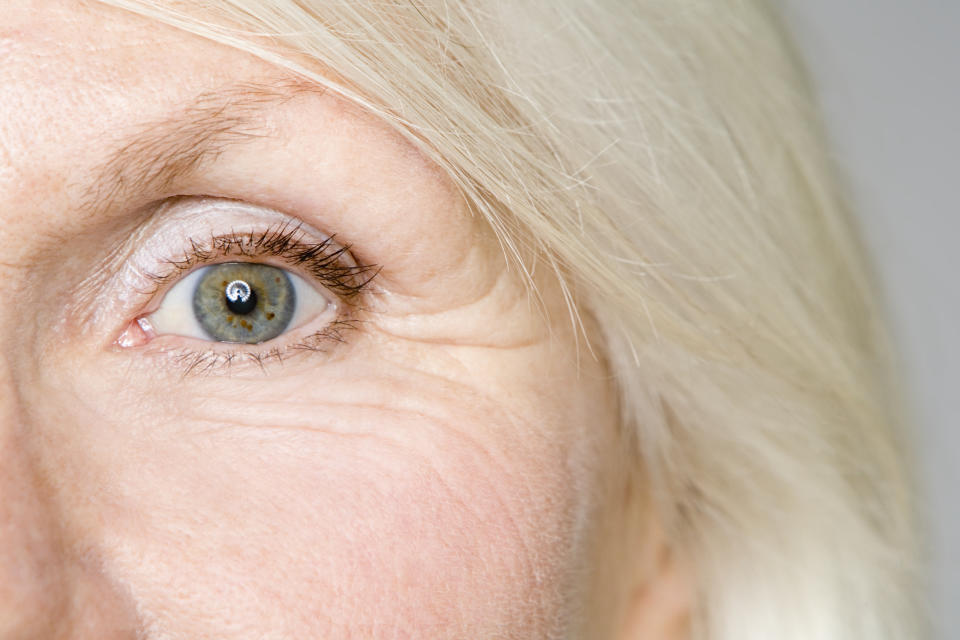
[146, 222, 380, 299]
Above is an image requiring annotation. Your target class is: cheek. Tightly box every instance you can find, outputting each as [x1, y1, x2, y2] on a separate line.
[30, 357, 599, 639]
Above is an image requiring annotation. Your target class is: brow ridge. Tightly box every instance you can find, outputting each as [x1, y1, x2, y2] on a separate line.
[81, 80, 317, 220]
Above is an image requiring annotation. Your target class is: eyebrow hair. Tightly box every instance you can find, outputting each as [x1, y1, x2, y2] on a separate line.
[81, 80, 317, 219]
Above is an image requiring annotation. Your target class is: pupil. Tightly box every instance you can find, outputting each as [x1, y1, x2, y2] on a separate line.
[225, 280, 257, 315]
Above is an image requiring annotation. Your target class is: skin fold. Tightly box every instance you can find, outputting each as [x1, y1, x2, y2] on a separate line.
[0, 1, 688, 638]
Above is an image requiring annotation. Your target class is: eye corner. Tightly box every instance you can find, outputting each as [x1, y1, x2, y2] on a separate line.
[115, 316, 155, 350]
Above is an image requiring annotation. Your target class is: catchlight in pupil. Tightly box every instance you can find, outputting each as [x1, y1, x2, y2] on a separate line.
[225, 280, 257, 315]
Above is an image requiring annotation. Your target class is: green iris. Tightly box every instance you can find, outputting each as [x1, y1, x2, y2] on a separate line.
[192, 263, 296, 344]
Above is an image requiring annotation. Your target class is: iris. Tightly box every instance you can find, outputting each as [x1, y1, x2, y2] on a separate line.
[192, 263, 295, 343]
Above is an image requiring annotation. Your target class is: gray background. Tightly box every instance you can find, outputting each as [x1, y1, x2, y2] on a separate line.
[774, 1, 958, 637]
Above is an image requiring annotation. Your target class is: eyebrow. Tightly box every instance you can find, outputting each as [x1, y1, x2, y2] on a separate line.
[81, 80, 316, 219]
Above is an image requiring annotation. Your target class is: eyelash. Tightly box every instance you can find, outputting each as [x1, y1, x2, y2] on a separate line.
[140, 223, 379, 375]
[147, 222, 378, 297]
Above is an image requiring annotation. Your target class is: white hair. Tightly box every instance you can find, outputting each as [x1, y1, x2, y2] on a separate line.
[95, 0, 923, 637]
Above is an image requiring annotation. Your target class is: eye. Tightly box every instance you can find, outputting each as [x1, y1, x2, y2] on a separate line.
[145, 262, 336, 344]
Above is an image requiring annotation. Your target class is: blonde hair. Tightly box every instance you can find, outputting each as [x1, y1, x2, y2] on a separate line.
[95, 0, 923, 637]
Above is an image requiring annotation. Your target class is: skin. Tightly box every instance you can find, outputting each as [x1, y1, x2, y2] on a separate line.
[0, 1, 688, 638]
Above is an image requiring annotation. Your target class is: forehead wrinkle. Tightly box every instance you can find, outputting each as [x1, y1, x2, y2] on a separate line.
[79, 79, 322, 221]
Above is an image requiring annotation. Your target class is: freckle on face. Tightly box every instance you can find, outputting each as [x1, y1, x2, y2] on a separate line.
[0, 0, 623, 638]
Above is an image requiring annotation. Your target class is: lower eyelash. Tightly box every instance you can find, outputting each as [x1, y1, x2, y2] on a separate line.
[168, 319, 361, 376]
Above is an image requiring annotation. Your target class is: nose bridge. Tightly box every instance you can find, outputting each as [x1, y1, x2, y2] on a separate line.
[0, 262, 33, 348]
[0, 361, 70, 637]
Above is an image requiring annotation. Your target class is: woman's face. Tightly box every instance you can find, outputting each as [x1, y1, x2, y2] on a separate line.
[0, 1, 638, 638]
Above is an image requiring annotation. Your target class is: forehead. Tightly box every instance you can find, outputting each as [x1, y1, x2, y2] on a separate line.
[1, 1, 253, 121]
[0, 1, 280, 231]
